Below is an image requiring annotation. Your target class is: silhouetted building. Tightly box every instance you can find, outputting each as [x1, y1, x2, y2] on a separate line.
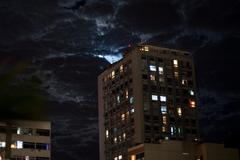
[0, 120, 51, 160]
[98, 45, 199, 160]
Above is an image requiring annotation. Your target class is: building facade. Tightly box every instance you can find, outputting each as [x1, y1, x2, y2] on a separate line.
[128, 141, 239, 160]
[98, 45, 198, 160]
[0, 120, 51, 160]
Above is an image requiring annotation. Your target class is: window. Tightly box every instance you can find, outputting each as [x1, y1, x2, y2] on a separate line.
[178, 127, 182, 134]
[17, 141, 23, 149]
[123, 133, 126, 139]
[117, 95, 120, 104]
[111, 70, 115, 79]
[161, 106, 167, 114]
[162, 126, 166, 132]
[189, 90, 194, 96]
[177, 108, 182, 116]
[182, 79, 187, 85]
[140, 46, 149, 51]
[36, 143, 50, 150]
[0, 142, 6, 148]
[125, 89, 129, 99]
[160, 96, 167, 102]
[114, 137, 117, 143]
[131, 108, 135, 113]
[114, 157, 118, 160]
[121, 114, 125, 121]
[162, 116, 167, 124]
[171, 126, 174, 135]
[173, 59, 178, 67]
[158, 67, 164, 74]
[159, 77, 164, 83]
[151, 95, 158, 101]
[119, 155, 122, 160]
[144, 46, 149, 51]
[120, 65, 124, 73]
[149, 65, 156, 71]
[130, 97, 134, 104]
[106, 130, 109, 138]
[150, 74, 155, 81]
[36, 129, 50, 136]
[174, 71, 179, 78]
[189, 100, 196, 108]
[131, 155, 136, 160]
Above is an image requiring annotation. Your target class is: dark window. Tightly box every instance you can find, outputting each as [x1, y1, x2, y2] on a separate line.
[142, 74, 148, 79]
[158, 58, 163, 62]
[141, 55, 147, 60]
[0, 126, 6, 133]
[36, 143, 50, 150]
[36, 157, 50, 160]
[36, 129, 50, 136]
[136, 152, 144, 159]
[23, 142, 35, 149]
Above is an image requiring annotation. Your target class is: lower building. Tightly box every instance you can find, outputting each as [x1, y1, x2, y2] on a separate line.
[0, 120, 51, 160]
[128, 141, 239, 160]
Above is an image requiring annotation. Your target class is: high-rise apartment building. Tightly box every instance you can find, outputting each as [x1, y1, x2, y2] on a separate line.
[0, 120, 51, 160]
[98, 45, 198, 160]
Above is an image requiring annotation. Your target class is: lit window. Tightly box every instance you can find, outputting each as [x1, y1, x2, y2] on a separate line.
[0, 142, 6, 148]
[123, 133, 126, 139]
[125, 89, 129, 99]
[120, 65, 124, 73]
[178, 128, 182, 134]
[173, 59, 178, 67]
[189, 90, 194, 96]
[149, 65, 157, 71]
[17, 127, 21, 135]
[117, 95, 120, 104]
[150, 74, 155, 81]
[11, 144, 16, 149]
[151, 95, 158, 101]
[106, 130, 109, 138]
[162, 116, 167, 124]
[144, 46, 149, 51]
[119, 136, 122, 142]
[141, 46, 149, 51]
[162, 126, 166, 132]
[158, 67, 164, 74]
[119, 155, 123, 160]
[114, 137, 117, 143]
[131, 155, 136, 160]
[126, 111, 129, 117]
[189, 100, 196, 108]
[130, 97, 134, 104]
[131, 108, 135, 113]
[121, 114, 125, 121]
[170, 126, 174, 135]
[111, 71, 115, 79]
[114, 157, 118, 160]
[25, 156, 30, 160]
[16, 141, 23, 149]
[159, 77, 164, 83]
[160, 96, 167, 102]
[161, 106, 167, 114]
[174, 71, 179, 78]
[182, 79, 187, 85]
[177, 108, 182, 116]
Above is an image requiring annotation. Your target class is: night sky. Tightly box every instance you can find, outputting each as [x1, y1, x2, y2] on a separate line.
[1, 0, 240, 160]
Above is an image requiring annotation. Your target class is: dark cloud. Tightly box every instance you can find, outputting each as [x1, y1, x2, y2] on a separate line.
[184, 0, 240, 30]
[117, 0, 181, 32]
[1, 0, 240, 159]
[82, 2, 114, 17]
